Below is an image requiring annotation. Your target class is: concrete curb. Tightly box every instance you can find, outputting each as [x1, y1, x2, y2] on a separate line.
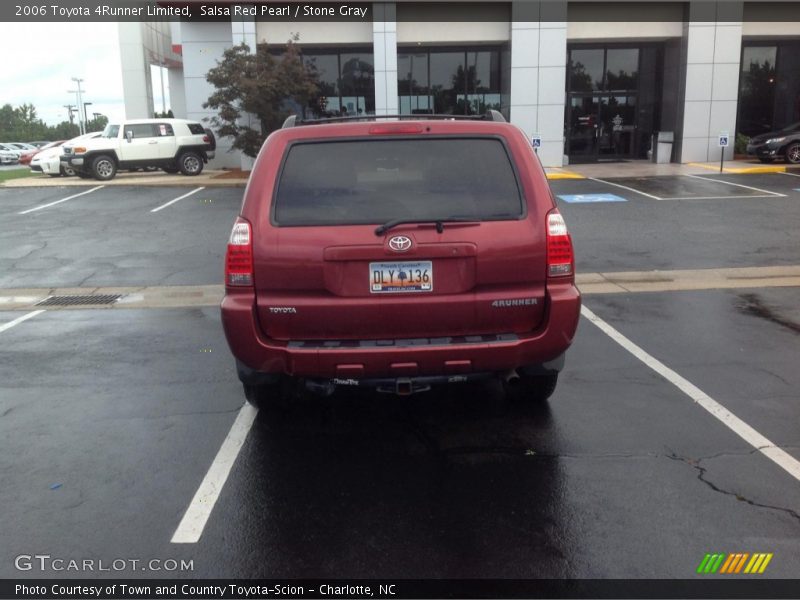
[0, 170, 247, 188]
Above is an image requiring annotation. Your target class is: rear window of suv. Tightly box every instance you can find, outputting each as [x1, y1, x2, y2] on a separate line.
[273, 137, 523, 226]
[187, 124, 205, 135]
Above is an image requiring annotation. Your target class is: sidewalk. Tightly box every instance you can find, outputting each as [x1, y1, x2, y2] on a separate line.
[545, 159, 800, 180]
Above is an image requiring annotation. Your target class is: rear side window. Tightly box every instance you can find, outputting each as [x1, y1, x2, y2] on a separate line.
[273, 137, 523, 226]
[187, 123, 205, 135]
[124, 124, 157, 139]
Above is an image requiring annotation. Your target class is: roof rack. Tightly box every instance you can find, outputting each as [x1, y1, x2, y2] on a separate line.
[282, 109, 506, 128]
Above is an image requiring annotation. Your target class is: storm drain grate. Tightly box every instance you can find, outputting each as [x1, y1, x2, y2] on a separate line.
[36, 294, 122, 307]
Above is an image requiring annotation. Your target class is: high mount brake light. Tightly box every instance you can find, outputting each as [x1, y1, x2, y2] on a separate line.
[546, 209, 574, 278]
[225, 218, 253, 287]
[368, 124, 425, 135]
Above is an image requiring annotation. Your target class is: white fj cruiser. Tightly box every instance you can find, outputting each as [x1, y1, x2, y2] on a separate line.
[61, 118, 216, 181]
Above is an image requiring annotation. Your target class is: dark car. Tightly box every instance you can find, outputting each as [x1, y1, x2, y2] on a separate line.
[746, 121, 800, 164]
[221, 112, 581, 407]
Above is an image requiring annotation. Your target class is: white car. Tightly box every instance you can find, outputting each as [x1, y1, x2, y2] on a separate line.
[0, 143, 20, 164]
[31, 132, 102, 177]
[61, 118, 216, 181]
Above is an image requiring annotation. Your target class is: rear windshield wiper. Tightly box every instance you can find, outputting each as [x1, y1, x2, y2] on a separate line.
[374, 217, 478, 236]
[374, 212, 520, 236]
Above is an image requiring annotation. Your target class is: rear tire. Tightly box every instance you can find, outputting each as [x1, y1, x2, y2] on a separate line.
[785, 143, 800, 164]
[178, 151, 203, 176]
[508, 373, 559, 403]
[91, 155, 117, 181]
[243, 380, 286, 410]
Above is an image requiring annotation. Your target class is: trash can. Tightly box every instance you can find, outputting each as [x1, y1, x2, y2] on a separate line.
[655, 131, 674, 164]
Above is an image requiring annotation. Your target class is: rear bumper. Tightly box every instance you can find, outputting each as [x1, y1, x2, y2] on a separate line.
[221, 283, 581, 380]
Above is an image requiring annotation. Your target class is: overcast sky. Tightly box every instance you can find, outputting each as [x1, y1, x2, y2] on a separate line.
[0, 22, 168, 126]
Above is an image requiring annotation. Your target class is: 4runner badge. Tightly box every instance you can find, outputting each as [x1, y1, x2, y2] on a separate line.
[388, 235, 412, 252]
[492, 298, 538, 307]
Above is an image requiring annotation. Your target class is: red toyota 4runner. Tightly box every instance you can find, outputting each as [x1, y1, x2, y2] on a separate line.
[221, 111, 580, 406]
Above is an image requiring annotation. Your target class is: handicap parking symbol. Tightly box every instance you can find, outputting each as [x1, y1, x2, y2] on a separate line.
[557, 193, 627, 203]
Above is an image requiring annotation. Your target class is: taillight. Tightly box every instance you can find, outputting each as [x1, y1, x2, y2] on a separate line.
[546, 208, 574, 278]
[203, 135, 210, 143]
[225, 217, 253, 287]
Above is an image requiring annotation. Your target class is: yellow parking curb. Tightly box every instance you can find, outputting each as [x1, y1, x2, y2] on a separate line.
[687, 162, 787, 174]
[546, 169, 585, 180]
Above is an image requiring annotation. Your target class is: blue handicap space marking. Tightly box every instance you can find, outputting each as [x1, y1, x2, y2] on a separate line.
[557, 193, 627, 203]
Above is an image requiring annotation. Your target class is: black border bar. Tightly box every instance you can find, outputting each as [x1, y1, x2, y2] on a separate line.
[4, 1, 800, 22]
[4, 579, 800, 599]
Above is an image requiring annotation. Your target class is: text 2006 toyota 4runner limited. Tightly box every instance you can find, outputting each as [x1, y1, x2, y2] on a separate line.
[61, 118, 216, 181]
[221, 111, 581, 406]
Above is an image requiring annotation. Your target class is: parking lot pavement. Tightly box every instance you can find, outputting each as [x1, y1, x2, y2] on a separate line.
[551, 173, 800, 272]
[0, 308, 241, 577]
[0, 185, 243, 288]
[1, 175, 799, 580]
[2, 301, 799, 579]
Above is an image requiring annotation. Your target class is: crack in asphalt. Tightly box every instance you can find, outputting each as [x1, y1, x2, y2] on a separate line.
[666, 451, 800, 526]
[8, 241, 48, 268]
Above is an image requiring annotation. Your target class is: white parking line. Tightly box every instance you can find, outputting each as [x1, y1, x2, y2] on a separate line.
[588, 177, 662, 200]
[685, 174, 786, 197]
[582, 305, 800, 483]
[171, 403, 258, 543]
[150, 187, 205, 213]
[655, 195, 781, 201]
[0, 310, 45, 333]
[778, 171, 800, 178]
[18, 186, 105, 215]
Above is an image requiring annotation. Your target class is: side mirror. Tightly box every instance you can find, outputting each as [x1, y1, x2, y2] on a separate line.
[126, 130, 133, 143]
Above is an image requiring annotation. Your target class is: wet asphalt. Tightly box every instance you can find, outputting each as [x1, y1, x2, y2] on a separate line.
[1, 173, 799, 581]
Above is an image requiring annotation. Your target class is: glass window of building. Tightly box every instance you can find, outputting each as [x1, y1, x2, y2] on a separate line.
[605, 48, 639, 92]
[569, 48, 604, 92]
[737, 45, 777, 137]
[294, 49, 374, 118]
[398, 47, 506, 115]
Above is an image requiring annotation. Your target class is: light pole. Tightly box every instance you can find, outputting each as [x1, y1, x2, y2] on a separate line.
[83, 102, 93, 129]
[71, 77, 85, 134]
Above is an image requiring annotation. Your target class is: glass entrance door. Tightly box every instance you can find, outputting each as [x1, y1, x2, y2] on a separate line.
[597, 95, 637, 160]
[568, 96, 599, 159]
[568, 94, 637, 162]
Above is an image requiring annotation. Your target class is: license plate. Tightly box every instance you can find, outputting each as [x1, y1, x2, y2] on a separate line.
[370, 261, 433, 293]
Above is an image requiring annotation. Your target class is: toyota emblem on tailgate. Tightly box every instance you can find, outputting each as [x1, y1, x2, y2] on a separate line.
[388, 235, 412, 252]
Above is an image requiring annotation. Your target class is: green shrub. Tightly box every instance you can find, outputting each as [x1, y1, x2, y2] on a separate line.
[735, 133, 750, 155]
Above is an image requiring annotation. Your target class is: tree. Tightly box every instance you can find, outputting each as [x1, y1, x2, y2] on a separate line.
[204, 38, 320, 158]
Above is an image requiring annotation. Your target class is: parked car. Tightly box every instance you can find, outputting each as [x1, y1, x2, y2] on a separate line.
[0, 148, 19, 165]
[18, 141, 62, 166]
[220, 112, 581, 407]
[0, 143, 21, 163]
[7, 142, 38, 153]
[31, 133, 101, 177]
[746, 121, 800, 164]
[61, 118, 216, 181]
